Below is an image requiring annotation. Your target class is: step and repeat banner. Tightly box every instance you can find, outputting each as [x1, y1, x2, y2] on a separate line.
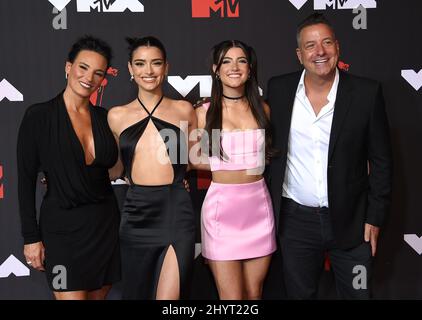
[0, 0, 421, 299]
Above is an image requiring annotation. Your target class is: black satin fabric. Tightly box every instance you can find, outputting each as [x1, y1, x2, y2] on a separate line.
[119, 117, 188, 185]
[118, 102, 195, 299]
[17, 92, 121, 290]
[120, 183, 195, 299]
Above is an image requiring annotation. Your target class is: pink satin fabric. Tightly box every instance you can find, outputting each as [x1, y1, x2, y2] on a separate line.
[209, 129, 265, 171]
[201, 178, 276, 260]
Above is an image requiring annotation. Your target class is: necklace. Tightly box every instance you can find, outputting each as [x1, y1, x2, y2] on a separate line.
[223, 94, 245, 100]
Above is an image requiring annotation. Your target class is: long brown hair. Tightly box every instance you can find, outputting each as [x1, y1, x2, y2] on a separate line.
[204, 40, 273, 160]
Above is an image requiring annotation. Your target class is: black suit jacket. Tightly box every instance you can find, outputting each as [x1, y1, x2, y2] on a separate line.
[266, 70, 393, 249]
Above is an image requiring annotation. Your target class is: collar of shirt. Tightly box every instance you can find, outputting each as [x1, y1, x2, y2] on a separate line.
[296, 68, 340, 119]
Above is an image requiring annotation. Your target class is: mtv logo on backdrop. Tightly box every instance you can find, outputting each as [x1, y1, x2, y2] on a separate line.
[289, 0, 377, 10]
[90, 67, 119, 106]
[404, 234, 422, 255]
[315, 0, 377, 10]
[49, 0, 144, 12]
[168, 75, 263, 98]
[0, 165, 3, 199]
[0, 79, 23, 102]
[192, 0, 239, 18]
[401, 69, 422, 91]
[0, 255, 30, 278]
[168, 76, 212, 98]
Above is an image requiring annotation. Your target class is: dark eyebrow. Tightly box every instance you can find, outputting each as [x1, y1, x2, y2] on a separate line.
[223, 56, 248, 60]
[305, 37, 334, 45]
[133, 58, 164, 63]
[79, 62, 105, 73]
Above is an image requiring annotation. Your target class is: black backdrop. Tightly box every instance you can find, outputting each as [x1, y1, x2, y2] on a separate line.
[1, 0, 421, 299]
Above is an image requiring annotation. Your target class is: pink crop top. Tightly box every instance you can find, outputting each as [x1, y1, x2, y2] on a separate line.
[202, 102, 266, 172]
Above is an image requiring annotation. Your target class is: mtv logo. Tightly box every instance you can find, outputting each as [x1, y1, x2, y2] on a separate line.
[0, 255, 30, 278]
[289, 0, 308, 10]
[77, 0, 144, 12]
[0, 79, 23, 102]
[404, 234, 422, 255]
[48, 0, 71, 11]
[314, 0, 377, 10]
[168, 76, 212, 98]
[401, 69, 422, 91]
[192, 0, 239, 18]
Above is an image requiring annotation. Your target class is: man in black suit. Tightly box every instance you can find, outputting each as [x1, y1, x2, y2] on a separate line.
[266, 13, 392, 299]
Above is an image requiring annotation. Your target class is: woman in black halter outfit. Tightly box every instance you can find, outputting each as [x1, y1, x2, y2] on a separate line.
[108, 36, 197, 300]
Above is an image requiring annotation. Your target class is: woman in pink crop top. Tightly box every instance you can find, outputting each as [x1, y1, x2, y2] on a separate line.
[193, 40, 276, 300]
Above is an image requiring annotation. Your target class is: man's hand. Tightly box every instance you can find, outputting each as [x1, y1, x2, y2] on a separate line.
[24, 241, 45, 271]
[364, 223, 380, 257]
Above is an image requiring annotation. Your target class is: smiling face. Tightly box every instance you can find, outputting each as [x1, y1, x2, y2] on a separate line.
[128, 45, 168, 92]
[215, 47, 250, 90]
[296, 23, 339, 81]
[65, 50, 107, 99]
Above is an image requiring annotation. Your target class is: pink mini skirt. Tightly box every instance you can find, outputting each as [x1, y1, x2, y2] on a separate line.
[201, 178, 276, 260]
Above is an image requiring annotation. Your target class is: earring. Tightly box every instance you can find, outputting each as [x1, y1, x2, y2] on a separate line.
[215, 73, 220, 80]
[65, 73, 68, 80]
[130, 74, 134, 81]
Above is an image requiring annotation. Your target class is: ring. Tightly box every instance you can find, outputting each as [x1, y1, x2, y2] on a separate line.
[26, 261, 32, 264]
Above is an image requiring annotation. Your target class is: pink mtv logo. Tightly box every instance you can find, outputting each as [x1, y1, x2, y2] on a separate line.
[192, 0, 239, 18]
[90, 67, 118, 106]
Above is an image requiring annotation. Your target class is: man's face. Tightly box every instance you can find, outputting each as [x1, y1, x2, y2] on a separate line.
[296, 23, 339, 81]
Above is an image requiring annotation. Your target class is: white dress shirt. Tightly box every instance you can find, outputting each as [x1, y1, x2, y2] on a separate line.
[282, 68, 340, 207]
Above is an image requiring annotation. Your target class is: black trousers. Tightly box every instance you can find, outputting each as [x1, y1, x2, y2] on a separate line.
[279, 197, 372, 299]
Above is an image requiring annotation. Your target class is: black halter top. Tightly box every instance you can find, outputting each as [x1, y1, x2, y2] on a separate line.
[119, 96, 188, 185]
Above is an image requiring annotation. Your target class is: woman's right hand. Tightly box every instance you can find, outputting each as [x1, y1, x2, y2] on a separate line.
[24, 241, 45, 271]
[193, 97, 210, 108]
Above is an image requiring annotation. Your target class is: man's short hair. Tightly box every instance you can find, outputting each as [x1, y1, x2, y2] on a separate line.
[296, 12, 336, 46]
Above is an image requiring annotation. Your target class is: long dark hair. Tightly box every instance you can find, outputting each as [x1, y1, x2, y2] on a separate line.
[204, 40, 273, 160]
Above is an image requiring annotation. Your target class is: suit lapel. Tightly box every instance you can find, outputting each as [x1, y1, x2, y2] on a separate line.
[328, 71, 354, 161]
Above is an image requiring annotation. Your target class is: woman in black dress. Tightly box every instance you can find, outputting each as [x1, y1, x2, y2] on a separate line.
[17, 36, 121, 300]
[107, 36, 196, 299]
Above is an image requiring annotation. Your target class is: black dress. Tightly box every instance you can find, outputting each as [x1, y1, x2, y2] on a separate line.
[17, 93, 121, 292]
[118, 97, 195, 299]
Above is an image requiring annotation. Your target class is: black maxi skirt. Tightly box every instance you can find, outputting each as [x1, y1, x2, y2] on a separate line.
[120, 182, 196, 300]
